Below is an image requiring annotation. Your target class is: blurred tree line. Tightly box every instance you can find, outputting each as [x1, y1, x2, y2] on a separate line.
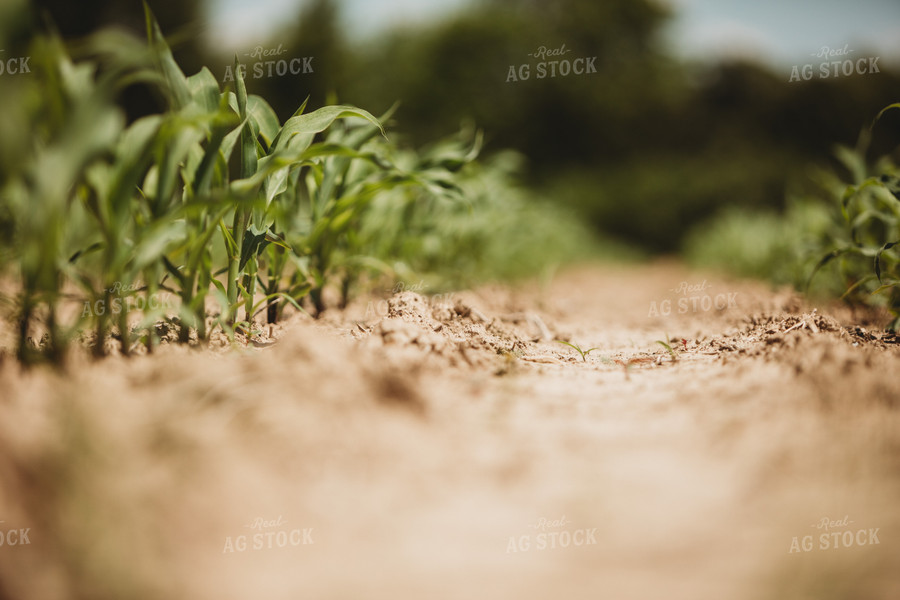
[26, 0, 900, 253]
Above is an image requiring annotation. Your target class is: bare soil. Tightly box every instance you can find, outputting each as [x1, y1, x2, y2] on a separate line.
[1, 260, 899, 600]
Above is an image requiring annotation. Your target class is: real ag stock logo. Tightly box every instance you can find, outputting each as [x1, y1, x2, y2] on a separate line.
[81, 282, 163, 317]
[222, 515, 314, 554]
[647, 280, 738, 318]
[223, 43, 314, 82]
[789, 44, 880, 82]
[788, 515, 881, 553]
[506, 516, 598, 553]
[506, 43, 598, 83]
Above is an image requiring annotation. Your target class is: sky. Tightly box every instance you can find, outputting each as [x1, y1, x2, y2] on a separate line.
[206, 0, 900, 68]
[207, 0, 472, 47]
[662, 0, 900, 67]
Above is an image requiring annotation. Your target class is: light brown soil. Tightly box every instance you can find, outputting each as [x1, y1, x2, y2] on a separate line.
[1, 260, 899, 600]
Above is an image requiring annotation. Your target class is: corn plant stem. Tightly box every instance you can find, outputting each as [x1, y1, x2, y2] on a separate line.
[266, 286, 278, 324]
[339, 275, 352, 311]
[118, 296, 130, 357]
[226, 208, 250, 313]
[16, 295, 34, 364]
[94, 290, 110, 358]
[177, 205, 233, 339]
[266, 245, 287, 324]
[244, 259, 257, 324]
[48, 305, 63, 365]
[197, 267, 209, 341]
[310, 248, 329, 317]
[310, 283, 325, 317]
[145, 264, 160, 353]
[227, 52, 255, 322]
[178, 286, 193, 344]
[265, 250, 277, 324]
[178, 251, 199, 343]
[195, 213, 210, 341]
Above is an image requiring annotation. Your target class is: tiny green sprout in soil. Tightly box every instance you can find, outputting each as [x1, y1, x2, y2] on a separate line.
[555, 340, 599, 362]
[655, 333, 678, 362]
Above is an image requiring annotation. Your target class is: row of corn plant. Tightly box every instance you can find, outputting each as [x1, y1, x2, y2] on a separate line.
[355, 142, 610, 290]
[0, 4, 488, 365]
[807, 103, 900, 329]
[0, 26, 135, 363]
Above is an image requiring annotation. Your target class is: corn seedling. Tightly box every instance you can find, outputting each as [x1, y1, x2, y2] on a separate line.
[807, 102, 900, 330]
[655, 333, 678, 362]
[555, 340, 599, 362]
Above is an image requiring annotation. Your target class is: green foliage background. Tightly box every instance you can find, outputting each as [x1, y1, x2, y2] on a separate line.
[26, 0, 900, 254]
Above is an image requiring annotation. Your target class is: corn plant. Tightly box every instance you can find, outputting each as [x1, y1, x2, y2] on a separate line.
[0, 30, 127, 363]
[229, 98, 390, 320]
[0, 4, 388, 361]
[808, 103, 900, 329]
[555, 340, 599, 362]
[309, 113, 481, 313]
[140, 6, 387, 336]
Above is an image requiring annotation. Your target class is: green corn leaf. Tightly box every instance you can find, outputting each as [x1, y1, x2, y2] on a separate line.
[656, 340, 676, 359]
[302, 142, 391, 164]
[329, 209, 355, 233]
[872, 280, 900, 295]
[248, 291, 306, 321]
[875, 240, 900, 284]
[185, 204, 233, 278]
[833, 145, 867, 185]
[840, 184, 857, 223]
[248, 95, 281, 148]
[263, 231, 292, 251]
[272, 105, 384, 154]
[154, 124, 204, 211]
[264, 166, 291, 206]
[210, 277, 227, 297]
[220, 115, 245, 165]
[218, 217, 238, 255]
[806, 249, 848, 292]
[192, 95, 240, 197]
[239, 230, 269, 271]
[186, 67, 222, 113]
[233, 56, 257, 181]
[143, 1, 190, 110]
[129, 219, 188, 273]
[840, 274, 877, 300]
[107, 115, 162, 223]
[231, 153, 317, 197]
[873, 103, 900, 128]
